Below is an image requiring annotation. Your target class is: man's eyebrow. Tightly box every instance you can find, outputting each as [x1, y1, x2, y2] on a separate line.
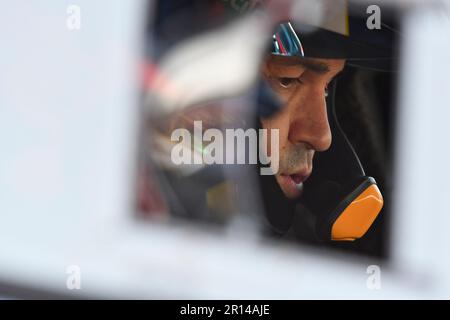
[298, 60, 330, 74]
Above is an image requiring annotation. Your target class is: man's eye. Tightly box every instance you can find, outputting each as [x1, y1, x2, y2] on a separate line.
[324, 84, 329, 98]
[278, 77, 298, 88]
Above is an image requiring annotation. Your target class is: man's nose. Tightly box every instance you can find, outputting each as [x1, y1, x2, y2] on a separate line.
[287, 86, 332, 152]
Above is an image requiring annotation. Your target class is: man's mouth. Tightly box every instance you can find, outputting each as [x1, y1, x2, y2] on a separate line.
[290, 173, 306, 184]
[277, 171, 311, 199]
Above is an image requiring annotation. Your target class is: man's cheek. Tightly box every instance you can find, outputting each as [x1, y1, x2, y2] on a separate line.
[257, 125, 281, 175]
[267, 129, 283, 158]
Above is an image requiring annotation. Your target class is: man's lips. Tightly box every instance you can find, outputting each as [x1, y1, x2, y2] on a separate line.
[290, 173, 307, 184]
[278, 170, 311, 198]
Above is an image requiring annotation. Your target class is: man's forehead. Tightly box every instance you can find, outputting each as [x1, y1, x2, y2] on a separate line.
[266, 55, 345, 75]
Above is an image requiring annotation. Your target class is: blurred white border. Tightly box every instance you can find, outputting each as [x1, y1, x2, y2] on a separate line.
[1, 0, 450, 299]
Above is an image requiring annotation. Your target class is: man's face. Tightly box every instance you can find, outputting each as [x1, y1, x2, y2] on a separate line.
[260, 55, 345, 199]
